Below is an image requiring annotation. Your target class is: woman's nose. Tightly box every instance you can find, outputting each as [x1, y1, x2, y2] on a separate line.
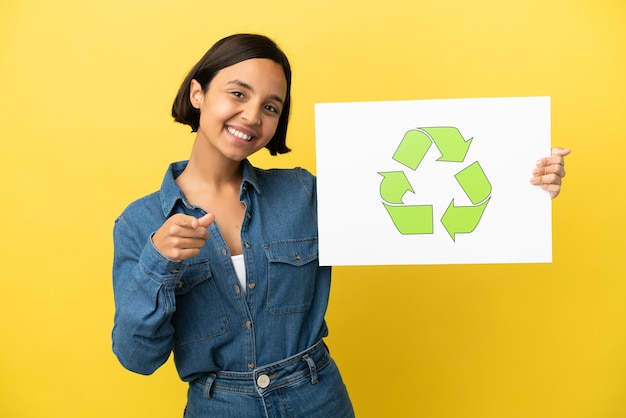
[241, 104, 261, 126]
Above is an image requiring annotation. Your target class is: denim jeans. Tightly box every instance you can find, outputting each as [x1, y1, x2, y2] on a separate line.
[183, 341, 354, 418]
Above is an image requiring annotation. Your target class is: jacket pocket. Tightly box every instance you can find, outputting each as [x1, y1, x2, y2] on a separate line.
[173, 260, 228, 344]
[264, 238, 319, 315]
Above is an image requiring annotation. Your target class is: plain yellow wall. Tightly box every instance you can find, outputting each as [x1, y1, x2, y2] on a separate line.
[1, 0, 624, 417]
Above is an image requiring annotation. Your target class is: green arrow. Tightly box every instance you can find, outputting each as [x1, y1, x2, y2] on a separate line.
[392, 129, 432, 170]
[454, 161, 492, 204]
[379, 171, 414, 204]
[421, 127, 472, 162]
[383, 203, 434, 234]
[441, 198, 490, 241]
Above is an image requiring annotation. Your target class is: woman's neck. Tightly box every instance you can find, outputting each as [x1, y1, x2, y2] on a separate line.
[179, 136, 244, 190]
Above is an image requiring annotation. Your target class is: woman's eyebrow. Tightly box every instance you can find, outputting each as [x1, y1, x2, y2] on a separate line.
[227, 79, 284, 104]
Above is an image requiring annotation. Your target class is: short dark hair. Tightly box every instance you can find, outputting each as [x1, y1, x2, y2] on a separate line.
[172, 34, 292, 155]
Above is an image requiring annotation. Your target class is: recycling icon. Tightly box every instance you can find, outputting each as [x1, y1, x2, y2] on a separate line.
[378, 127, 492, 241]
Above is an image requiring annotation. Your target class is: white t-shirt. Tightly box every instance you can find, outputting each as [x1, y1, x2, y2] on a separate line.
[231, 254, 246, 293]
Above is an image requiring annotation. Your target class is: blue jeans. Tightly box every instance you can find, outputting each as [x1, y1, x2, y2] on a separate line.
[183, 341, 355, 418]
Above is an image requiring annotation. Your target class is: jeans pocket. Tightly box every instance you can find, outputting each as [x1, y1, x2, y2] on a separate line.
[264, 238, 319, 316]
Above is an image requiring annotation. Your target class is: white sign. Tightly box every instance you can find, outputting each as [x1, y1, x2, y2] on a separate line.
[315, 97, 552, 266]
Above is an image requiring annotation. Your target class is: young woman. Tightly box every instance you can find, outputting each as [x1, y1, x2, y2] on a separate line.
[112, 34, 570, 417]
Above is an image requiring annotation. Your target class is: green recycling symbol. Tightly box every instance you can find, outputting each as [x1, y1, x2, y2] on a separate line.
[378, 127, 492, 241]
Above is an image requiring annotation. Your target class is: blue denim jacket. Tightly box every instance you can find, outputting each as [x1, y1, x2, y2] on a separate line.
[112, 160, 330, 382]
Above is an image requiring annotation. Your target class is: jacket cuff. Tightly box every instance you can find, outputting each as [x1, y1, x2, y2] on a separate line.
[138, 234, 186, 284]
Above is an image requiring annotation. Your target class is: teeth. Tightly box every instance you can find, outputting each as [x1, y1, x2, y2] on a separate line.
[227, 127, 253, 141]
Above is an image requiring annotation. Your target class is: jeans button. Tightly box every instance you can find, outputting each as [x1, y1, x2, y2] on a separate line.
[257, 374, 270, 388]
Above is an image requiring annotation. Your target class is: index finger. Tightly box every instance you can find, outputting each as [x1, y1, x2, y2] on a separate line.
[537, 151, 569, 168]
[171, 214, 200, 229]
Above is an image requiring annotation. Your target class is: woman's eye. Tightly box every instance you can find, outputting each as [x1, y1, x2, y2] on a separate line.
[231, 91, 244, 98]
[264, 104, 279, 114]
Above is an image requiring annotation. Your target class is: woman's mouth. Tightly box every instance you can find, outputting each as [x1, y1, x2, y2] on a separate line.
[227, 126, 254, 141]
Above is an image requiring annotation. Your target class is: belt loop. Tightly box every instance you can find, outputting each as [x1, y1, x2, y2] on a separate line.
[203, 373, 216, 399]
[302, 354, 318, 385]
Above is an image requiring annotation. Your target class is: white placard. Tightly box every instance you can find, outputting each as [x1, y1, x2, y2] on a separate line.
[315, 97, 552, 266]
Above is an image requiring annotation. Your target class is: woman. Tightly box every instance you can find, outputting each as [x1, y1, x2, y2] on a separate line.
[112, 34, 569, 417]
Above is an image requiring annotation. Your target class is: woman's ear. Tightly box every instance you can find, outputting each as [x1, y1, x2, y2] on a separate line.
[189, 79, 204, 109]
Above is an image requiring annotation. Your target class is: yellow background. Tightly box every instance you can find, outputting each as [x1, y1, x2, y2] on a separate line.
[1, 0, 624, 417]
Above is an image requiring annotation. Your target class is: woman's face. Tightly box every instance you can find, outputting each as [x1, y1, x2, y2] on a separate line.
[190, 58, 287, 162]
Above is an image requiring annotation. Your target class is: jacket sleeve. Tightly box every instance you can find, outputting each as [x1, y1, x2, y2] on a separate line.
[111, 213, 184, 375]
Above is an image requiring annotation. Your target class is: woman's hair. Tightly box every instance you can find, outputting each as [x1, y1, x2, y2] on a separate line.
[172, 34, 292, 155]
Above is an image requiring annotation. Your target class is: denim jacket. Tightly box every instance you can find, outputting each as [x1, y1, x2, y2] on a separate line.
[112, 160, 330, 382]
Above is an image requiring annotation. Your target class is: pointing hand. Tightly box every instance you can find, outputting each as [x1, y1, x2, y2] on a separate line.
[152, 213, 215, 262]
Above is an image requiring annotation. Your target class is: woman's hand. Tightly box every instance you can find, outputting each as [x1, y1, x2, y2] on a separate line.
[530, 147, 572, 199]
[152, 213, 215, 262]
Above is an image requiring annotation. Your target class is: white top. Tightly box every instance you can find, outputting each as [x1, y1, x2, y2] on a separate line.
[231, 254, 246, 293]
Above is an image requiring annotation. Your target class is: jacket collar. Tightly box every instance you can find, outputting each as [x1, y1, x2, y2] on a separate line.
[159, 159, 261, 217]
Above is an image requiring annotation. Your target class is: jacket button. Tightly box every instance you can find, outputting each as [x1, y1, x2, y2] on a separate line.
[248, 282, 256, 290]
[245, 320, 252, 329]
[247, 363, 255, 370]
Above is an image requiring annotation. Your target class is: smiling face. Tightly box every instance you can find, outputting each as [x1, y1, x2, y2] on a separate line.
[190, 58, 288, 163]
